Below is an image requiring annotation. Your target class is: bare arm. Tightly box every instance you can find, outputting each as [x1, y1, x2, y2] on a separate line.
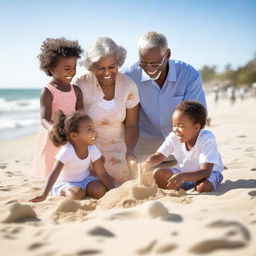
[73, 85, 84, 110]
[143, 152, 167, 169]
[30, 161, 64, 202]
[180, 163, 213, 182]
[167, 163, 214, 190]
[92, 158, 115, 190]
[124, 104, 140, 159]
[40, 88, 53, 132]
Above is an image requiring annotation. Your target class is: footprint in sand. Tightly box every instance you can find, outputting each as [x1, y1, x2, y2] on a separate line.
[5, 200, 18, 205]
[189, 239, 247, 253]
[88, 226, 115, 238]
[245, 147, 255, 152]
[28, 242, 47, 250]
[108, 201, 183, 222]
[135, 239, 177, 254]
[237, 135, 247, 138]
[2, 226, 24, 234]
[250, 168, 256, 171]
[155, 242, 177, 253]
[189, 220, 251, 254]
[248, 190, 256, 198]
[135, 240, 157, 254]
[7, 228, 23, 240]
[5, 171, 13, 177]
[25, 186, 42, 193]
[0, 163, 8, 169]
[3, 234, 17, 240]
[76, 249, 101, 255]
[0, 185, 13, 192]
[171, 231, 178, 236]
[208, 220, 251, 241]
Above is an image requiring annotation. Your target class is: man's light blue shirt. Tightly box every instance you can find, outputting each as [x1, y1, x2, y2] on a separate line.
[125, 59, 207, 139]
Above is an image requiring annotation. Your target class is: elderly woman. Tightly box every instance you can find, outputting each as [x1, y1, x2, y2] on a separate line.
[75, 37, 140, 185]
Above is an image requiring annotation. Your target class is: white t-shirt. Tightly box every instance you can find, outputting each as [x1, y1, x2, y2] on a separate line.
[157, 130, 224, 173]
[56, 142, 101, 182]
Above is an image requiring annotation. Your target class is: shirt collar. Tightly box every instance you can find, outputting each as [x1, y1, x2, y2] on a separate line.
[140, 59, 177, 83]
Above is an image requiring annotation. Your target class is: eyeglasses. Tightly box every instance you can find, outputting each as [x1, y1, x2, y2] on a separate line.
[139, 55, 166, 69]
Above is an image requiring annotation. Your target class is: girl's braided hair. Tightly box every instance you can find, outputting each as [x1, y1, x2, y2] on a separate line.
[50, 110, 91, 147]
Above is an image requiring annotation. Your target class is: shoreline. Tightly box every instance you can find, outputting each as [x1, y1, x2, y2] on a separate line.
[0, 129, 38, 143]
[0, 134, 37, 162]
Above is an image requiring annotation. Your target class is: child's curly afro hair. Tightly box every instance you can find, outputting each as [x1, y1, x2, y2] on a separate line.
[38, 37, 83, 76]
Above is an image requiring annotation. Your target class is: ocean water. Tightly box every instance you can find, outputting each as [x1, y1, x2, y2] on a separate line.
[0, 88, 41, 141]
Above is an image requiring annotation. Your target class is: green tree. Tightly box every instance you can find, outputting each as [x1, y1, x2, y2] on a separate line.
[200, 55, 256, 87]
[200, 65, 217, 82]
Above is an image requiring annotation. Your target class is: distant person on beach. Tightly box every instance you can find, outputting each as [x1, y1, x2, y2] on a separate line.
[252, 83, 256, 98]
[142, 100, 224, 193]
[213, 87, 219, 104]
[125, 31, 207, 161]
[33, 38, 84, 179]
[75, 37, 140, 185]
[227, 86, 236, 104]
[239, 87, 245, 100]
[30, 110, 114, 202]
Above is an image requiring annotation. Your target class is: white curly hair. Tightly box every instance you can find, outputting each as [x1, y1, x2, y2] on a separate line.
[83, 37, 127, 70]
[138, 31, 168, 55]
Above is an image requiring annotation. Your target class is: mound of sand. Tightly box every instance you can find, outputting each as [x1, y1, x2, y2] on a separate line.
[1, 202, 37, 223]
[54, 198, 97, 213]
[97, 165, 161, 210]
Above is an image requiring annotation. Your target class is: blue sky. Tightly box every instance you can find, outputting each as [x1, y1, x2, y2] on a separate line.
[0, 0, 255, 88]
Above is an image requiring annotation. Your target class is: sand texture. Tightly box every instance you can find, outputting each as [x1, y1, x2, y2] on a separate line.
[0, 97, 256, 256]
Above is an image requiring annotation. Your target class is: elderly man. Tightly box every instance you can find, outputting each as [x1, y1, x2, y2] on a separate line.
[125, 31, 207, 161]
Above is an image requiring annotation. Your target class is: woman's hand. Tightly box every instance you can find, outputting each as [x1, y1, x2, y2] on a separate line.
[141, 161, 151, 171]
[29, 194, 47, 203]
[126, 152, 138, 169]
[167, 173, 184, 190]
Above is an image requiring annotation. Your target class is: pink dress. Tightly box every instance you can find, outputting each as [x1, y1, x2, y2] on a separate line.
[76, 72, 140, 185]
[33, 84, 77, 179]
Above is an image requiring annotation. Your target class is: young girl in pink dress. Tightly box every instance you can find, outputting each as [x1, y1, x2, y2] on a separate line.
[33, 37, 84, 179]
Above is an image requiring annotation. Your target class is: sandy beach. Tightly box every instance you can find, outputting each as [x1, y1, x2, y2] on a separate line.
[0, 96, 256, 256]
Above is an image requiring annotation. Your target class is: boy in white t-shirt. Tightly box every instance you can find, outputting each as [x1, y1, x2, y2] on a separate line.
[30, 110, 114, 202]
[142, 100, 224, 192]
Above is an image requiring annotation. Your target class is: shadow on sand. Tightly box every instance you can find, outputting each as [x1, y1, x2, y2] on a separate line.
[211, 179, 256, 196]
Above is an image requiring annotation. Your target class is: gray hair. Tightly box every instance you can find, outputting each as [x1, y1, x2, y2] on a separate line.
[83, 37, 127, 70]
[138, 31, 168, 55]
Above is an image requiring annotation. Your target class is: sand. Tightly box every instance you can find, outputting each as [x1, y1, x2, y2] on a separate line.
[0, 96, 256, 256]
